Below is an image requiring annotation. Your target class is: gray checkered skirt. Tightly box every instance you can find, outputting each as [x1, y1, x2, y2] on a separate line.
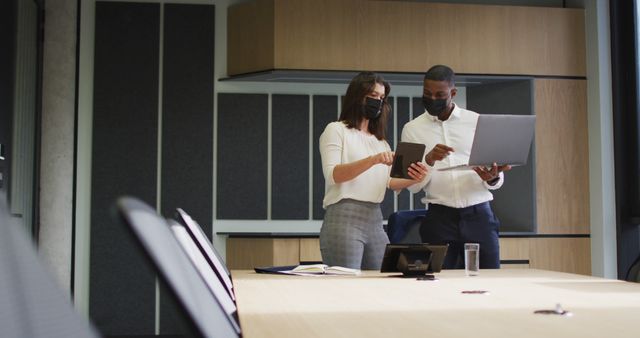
[319, 199, 389, 270]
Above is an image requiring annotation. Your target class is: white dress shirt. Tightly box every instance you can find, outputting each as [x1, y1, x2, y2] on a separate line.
[319, 121, 392, 209]
[401, 104, 504, 208]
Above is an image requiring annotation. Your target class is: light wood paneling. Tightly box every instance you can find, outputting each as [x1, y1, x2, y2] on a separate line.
[534, 79, 590, 234]
[501, 264, 530, 269]
[299, 238, 322, 262]
[227, 0, 274, 75]
[229, 0, 585, 76]
[499, 238, 530, 260]
[273, 0, 361, 71]
[529, 237, 591, 275]
[226, 237, 590, 275]
[226, 238, 299, 269]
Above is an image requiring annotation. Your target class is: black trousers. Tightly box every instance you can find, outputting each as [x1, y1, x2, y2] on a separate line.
[419, 202, 500, 269]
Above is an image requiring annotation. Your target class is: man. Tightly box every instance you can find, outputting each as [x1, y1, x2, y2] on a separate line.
[401, 65, 510, 269]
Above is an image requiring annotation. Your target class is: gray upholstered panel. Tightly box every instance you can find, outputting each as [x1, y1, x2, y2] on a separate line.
[381, 97, 395, 219]
[412, 97, 426, 209]
[217, 93, 268, 219]
[467, 80, 536, 233]
[272, 94, 310, 219]
[91, 2, 159, 334]
[160, 3, 215, 334]
[312, 95, 338, 220]
[396, 97, 412, 210]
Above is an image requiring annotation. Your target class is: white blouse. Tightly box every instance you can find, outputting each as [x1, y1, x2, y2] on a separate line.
[319, 121, 392, 209]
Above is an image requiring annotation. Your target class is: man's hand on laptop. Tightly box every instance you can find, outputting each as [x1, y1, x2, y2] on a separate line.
[425, 144, 454, 166]
[473, 163, 512, 185]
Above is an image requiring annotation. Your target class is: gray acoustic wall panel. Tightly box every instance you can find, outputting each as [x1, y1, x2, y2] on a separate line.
[467, 80, 535, 232]
[380, 97, 395, 219]
[91, 2, 159, 335]
[160, 3, 215, 334]
[412, 97, 426, 209]
[396, 97, 412, 211]
[312, 95, 338, 220]
[272, 94, 310, 219]
[217, 93, 268, 219]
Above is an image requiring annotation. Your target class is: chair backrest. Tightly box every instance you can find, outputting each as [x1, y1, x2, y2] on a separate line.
[169, 219, 240, 329]
[0, 193, 99, 338]
[627, 253, 640, 283]
[175, 208, 234, 300]
[115, 196, 239, 338]
[386, 209, 428, 243]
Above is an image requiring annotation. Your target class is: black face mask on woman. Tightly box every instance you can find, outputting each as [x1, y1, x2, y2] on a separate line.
[364, 97, 383, 119]
[422, 96, 448, 117]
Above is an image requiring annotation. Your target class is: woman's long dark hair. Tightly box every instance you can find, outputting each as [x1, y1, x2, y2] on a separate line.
[339, 72, 391, 141]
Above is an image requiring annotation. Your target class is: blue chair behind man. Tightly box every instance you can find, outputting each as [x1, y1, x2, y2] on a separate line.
[386, 209, 428, 243]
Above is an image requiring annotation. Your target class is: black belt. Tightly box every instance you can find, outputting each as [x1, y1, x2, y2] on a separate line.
[428, 201, 491, 213]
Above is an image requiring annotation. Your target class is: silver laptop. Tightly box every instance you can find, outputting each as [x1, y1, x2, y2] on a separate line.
[438, 114, 535, 171]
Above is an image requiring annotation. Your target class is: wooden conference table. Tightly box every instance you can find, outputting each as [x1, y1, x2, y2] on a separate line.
[231, 269, 640, 338]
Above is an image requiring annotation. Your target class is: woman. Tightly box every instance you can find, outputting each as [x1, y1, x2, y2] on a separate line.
[319, 72, 428, 270]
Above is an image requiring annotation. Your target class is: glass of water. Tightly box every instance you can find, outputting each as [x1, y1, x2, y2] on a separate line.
[464, 243, 480, 276]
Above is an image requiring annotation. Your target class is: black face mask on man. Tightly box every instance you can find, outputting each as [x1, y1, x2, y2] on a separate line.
[422, 96, 448, 117]
[364, 97, 383, 120]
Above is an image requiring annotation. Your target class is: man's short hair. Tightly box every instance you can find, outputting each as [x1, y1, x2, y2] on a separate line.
[424, 65, 455, 86]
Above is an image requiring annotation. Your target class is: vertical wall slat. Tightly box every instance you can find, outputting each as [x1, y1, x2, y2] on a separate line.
[159, 3, 215, 334]
[91, 2, 159, 335]
[10, 0, 37, 233]
[312, 95, 338, 220]
[467, 80, 536, 233]
[217, 93, 268, 219]
[411, 97, 424, 209]
[380, 97, 395, 219]
[272, 94, 309, 219]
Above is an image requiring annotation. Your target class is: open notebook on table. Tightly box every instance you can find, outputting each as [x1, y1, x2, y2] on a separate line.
[255, 264, 361, 276]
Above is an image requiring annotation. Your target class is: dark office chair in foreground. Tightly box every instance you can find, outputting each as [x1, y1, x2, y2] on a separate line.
[627, 253, 640, 283]
[175, 207, 235, 300]
[0, 193, 99, 338]
[386, 209, 428, 243]
[115, 196, 240, 338]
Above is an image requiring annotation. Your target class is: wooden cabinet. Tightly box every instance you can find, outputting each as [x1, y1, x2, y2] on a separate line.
[227, 236, 591, 275]
[228, 0, 585, 77]
[500, 237, 591, 275]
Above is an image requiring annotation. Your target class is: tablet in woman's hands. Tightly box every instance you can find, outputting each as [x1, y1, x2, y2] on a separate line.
[390, 142, 426, 178]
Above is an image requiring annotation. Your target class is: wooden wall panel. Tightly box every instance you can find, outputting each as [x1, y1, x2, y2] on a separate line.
[534, 79, 589, 234]
[227, 0, 274, 75]
[300, 238, 322, 263]
[227, 237, 591, 275]
[499, 238, 530, 261]
[529, 238, 591, 275]
[273, 0, 361, 72]
[229, 0, 585, 77]
[226, 238, 299, 269]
